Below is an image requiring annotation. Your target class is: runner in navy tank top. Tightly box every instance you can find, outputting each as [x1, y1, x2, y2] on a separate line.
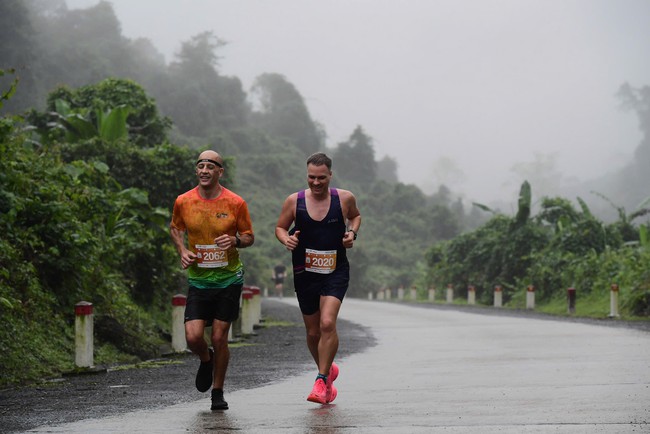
[291, 188, 348, 272]
[276, 152, 361, 405]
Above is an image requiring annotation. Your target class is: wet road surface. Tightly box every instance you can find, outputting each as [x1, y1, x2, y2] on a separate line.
[27, 298, 650, 433]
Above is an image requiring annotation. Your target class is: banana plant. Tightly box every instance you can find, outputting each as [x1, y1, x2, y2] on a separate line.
[47, 99, 130, 143]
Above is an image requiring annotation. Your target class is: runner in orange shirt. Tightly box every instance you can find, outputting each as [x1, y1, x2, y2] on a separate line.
[170, 150, 254, 411]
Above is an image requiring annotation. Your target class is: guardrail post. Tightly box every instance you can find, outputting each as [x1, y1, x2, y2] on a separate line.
[494, 285, 503, 308]
[385, 288, 392, 301]
[467, 285, 476, 305]
[240, 288, 254, 335]
[397, 286, 405, 300]
[446, 284, 454, 304]
[526, 285, 535, 310]
[609, 284, 620, 318]
[428, 286, 436, 302]
[368, 291, 374, 300]
[377, 289, 385, 300]
[250, 286, 262, 326]
[410, 285, 417, 300]
[171, 294, 187, 352]
[75, 301, 94, 368]
[567, 287, 576, 314]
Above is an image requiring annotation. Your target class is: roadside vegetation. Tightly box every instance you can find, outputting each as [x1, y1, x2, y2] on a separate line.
[1, 1, 648, 386]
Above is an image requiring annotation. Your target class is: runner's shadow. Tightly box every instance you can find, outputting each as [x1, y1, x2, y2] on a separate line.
[188, 410, 236, 432]
[304, 404, 341, 434]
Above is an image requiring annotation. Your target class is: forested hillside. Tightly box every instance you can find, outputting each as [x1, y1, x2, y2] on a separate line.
[1, 0, 648, 386]
[0, 0, 471, 384]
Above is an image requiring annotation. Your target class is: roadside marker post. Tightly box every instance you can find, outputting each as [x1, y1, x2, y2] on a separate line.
[567, 287, 576, 314]
[609, 284, 620, 318]
[171, 294, 187, 352]
[75, 301, 94, 368]
[494, 285, 503, 308]
[467, 285, 476, 305]
[526, 285, 535, 310]
[446, 284, 454, 304]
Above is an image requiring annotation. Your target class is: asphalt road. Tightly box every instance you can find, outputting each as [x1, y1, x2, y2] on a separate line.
[0, 297, 375, 433]
[10, 297, 650, 433]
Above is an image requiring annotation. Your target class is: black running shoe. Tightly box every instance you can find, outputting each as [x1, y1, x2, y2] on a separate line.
[195, 348, 214, 392]
[211, 388, 229, 410]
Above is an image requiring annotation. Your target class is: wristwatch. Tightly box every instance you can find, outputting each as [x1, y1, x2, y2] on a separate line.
[235, 235, 242, 247]
[348, 228, 358, 240]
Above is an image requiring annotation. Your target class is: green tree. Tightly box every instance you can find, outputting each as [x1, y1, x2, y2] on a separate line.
[0, 0, 40, 113]
[333, 126, 377, 185]
[377, 155, 399, 184]
[28, 78, 170, 146]
[250, 72, 323, 154]
[163, 32, 248, 135]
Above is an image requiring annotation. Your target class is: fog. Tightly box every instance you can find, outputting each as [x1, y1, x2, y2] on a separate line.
[66, 0, 650, 203]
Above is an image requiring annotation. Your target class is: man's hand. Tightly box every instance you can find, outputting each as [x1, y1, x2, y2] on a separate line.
[284, 230, 300, 251]
[180, 248, 197, 269]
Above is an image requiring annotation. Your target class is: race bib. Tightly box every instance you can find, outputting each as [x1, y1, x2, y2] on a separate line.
[305, 249, 337, 274]
[195, 244, 228, 268]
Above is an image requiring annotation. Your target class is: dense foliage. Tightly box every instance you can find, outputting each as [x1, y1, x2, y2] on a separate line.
[426, 182, 650, 315]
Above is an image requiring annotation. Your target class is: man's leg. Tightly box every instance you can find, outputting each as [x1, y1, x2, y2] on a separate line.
[186, 319, 214, 393]
[185, 319, 210, 361]
[302, 295, 342, 373]
[302, 310, 321, 367]
[304, 296, 341, 403]
[317, 295, 341, 375]
[210, 319, 231, 389]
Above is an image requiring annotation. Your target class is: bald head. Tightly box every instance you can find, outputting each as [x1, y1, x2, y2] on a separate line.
[197, 150, 223, 168]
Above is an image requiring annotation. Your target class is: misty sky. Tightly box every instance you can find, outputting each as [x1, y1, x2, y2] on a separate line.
[66, 0, 650, 203]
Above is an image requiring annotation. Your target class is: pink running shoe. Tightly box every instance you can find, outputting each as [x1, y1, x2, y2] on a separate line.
[327, 384, 338, 403]
[328, 362, 339, 382]
[326, 362, 339, 402]
[307, 378, 328, 404]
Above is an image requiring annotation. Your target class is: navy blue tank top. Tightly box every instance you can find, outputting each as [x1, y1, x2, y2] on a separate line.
[291, 188, 348, 272]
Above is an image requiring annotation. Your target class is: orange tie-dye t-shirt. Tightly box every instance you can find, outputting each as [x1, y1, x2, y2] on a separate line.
[171, 187, 254, 289]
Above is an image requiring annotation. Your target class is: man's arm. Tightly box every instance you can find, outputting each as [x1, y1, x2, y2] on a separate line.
[275, 194, 300, 251]
[341, 190, 361, 248]
[170, 225, 196, 269]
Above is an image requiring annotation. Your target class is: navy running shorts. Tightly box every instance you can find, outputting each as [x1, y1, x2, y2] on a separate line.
[294, 262, 349, 315]
[184, 284, 243, 324]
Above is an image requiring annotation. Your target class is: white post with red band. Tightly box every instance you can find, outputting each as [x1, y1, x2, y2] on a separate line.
[385, 288, 392, 301]
[171, 294, 187, 352]
[397, 286, 404, 300]
[240, 288, 254, 335]
[75, 301, 94, 368]
[609, 284, 620, 318]
[467, 285, 476, 305]
[526, 285, 535, 310]
[446, 284, 454, 304]
[428, 287, 436, 302]
[250, 286, 262, 326]
[410, 286, 417, 301]
[494, 285, 503, 308]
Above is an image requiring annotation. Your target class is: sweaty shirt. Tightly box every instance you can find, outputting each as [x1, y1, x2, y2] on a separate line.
[291, 188, 348, 273]
[171, 186, 253, 289]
